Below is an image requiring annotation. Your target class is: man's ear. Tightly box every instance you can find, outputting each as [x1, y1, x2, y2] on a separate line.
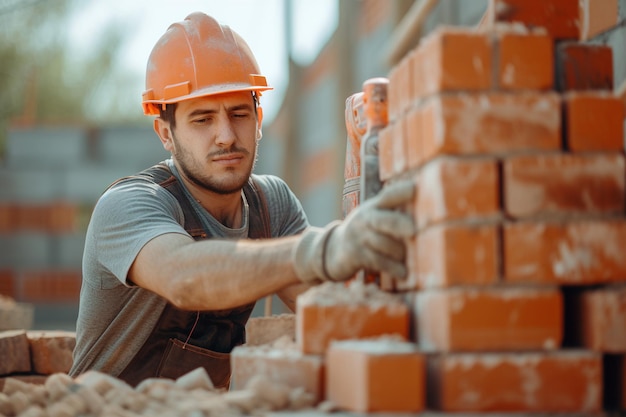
[154, 118, 174, 152]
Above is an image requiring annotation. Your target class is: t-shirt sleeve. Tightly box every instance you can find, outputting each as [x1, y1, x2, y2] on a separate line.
[252, 174, 309, 237]
[85, 179, 190, 287]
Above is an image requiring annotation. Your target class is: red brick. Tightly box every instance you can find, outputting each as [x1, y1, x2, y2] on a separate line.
[580, 0, 620, 40]
[48, 201, 78, 234]
[564, 92, 624, 152]
[231, 343, 324, 403]
[0, 204, 15, 234]
[556, 43, 614, 91]
[27, 330, 76, 375]
[388, 55, 413, 121]
[417, 157, 500, 228]
[504, 220, 626, 285]
[573, 286, 626, 353]
[405, 104, 424, 170]
[296, 282, 409, 355]
[0, 330, 31, 375]
[378, 119, 407, 181]
[20, 269, 81, 303]
[415, 224, 499, 288]
[411, 45, 424, 101]
[503, 153, 625, 218]
[387, 63, 400, 122]
[325, 337, 425, 413]
[415, 27, 492, 98]
[486, 0, 580, 40]
[14, 205, 49, 232]
[421, 92, 561, 162]
[0, 270, 15, 299]
[496, 29, 554, 90]
[412, 287, 563, 352]
[428, 351, 602, 412]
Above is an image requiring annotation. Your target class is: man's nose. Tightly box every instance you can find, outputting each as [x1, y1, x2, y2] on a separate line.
[214, 118, 237, 148]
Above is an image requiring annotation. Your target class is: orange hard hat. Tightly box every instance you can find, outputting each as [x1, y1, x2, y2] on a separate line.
[141, 12, 273, 116]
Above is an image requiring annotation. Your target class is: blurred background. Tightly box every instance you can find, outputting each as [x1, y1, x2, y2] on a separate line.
[0, 0, 624, 329]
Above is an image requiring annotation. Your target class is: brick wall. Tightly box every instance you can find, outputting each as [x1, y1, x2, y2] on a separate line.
[377, 0, 625, 413]
[0, 126, 169, 325]
[232, 1, 626, 414]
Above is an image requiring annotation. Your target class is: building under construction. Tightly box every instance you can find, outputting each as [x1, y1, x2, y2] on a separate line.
[1, 0, 626, 415]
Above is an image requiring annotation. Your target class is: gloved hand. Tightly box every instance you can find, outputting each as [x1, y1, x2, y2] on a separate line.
[292, 179, 416, 283]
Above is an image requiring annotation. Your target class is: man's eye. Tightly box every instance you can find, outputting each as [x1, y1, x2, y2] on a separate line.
[232, 113, 249, 119]
[193, 118, 210, 124]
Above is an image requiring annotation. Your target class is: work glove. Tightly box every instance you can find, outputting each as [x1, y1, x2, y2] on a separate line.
[293, 179, 416, 283]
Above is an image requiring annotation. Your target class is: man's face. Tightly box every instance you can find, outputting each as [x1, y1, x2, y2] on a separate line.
[164, 92, 261, 195]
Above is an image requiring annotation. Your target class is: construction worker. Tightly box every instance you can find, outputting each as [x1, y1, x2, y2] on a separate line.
[69, 12, 415, 388]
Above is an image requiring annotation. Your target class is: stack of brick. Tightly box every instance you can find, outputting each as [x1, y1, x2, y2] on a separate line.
[0, 201, 83, 304]
[378, 0, 625, 414]
[231, 281, 426, 413]
[0, 125, 170, 312]
[0, 330, 76, 390]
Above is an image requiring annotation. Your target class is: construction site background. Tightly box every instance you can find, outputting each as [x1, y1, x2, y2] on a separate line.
[0, 0, 625, 335]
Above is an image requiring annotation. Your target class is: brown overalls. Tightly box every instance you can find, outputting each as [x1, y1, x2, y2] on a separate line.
[114, 163, 271, 388]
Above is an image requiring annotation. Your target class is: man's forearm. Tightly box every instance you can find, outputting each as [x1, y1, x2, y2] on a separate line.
[129, 233, 303, 311]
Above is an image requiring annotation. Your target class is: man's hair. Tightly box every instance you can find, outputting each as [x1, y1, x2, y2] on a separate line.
[159, 104, 177, 129]
[158, 93, 259, 130]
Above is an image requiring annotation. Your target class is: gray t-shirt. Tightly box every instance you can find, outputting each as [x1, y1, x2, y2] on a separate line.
[70, 159, 309, 377]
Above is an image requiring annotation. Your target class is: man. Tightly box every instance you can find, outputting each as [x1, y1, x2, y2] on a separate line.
[69, 12, 414, 388]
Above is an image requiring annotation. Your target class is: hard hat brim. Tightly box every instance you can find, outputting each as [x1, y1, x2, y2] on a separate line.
[142, 84, 273, 116]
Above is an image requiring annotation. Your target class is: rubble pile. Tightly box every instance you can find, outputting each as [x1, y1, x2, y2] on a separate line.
[0, 368, 316, 417]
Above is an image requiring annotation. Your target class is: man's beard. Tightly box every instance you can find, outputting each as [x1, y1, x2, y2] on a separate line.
[171, 131, 258, 195]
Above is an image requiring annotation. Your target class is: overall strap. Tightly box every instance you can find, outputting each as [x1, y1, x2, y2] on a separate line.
[115, 163, 207, 239]
[243, 175, 272, 240]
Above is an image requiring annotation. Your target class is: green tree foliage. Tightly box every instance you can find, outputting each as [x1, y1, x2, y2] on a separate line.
[0, 0, 145, 156]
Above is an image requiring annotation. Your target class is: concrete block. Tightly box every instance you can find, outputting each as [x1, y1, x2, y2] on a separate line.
[52, 234, 86, 268]
[0, 167, 63, 202]
[97, 126, 169, 168]
[6, 127, 87, 168]
[61, 164, 136, 204]
[0, 233, 51, 268]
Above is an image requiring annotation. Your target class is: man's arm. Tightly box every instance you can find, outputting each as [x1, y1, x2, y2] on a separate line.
[129, 179, 416, 312]
[129, 232, 304, 311]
